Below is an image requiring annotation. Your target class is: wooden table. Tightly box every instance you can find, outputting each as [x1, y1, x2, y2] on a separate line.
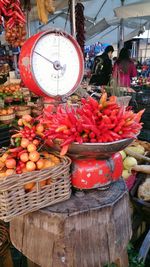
[10, 180, 132, 267]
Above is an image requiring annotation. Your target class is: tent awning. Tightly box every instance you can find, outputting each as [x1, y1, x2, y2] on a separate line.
[114, 0, 150, 19]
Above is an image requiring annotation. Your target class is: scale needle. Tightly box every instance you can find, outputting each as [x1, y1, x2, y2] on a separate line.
[34, 51, 65, 71]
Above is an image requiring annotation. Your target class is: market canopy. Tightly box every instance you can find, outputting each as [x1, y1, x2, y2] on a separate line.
[22, 0, 150, 45]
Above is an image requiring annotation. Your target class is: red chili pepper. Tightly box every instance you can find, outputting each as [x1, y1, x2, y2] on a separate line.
[102, 115, 112, 125]
[61, 136, 75, 147]
[12, 133, 22, 138]
[18, 149, 28, 157]
[89, 132, 95, 139]
[7, 10, 14, 16]
[103, 109, 111, 116]
[123, 110, 134, 120]
[134, 109, 145, 122]
[100, 92, 107, 105]
[55, 125, 68, 132]
[113, 119, 125, 133]
[81, 98, 87, 105]
[60, 145, 69, 156]
[9, 147, 23, 153]
[109, 131, 121, 139]
[15, 11, 26, 23]
[109, 96, 117, 103]
[6, 17, 15, 28]
[117, 106, 125, 120]
[88, 97, 99, 109]
[1, 6, 8, 16]
[67, 112, 77, 125]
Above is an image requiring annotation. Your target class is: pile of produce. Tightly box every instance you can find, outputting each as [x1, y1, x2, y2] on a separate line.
[0, 84, 23, 104]
[0, 84, 21, 95]
[39, 93, 144, 155]
[0, 0, 26, 46]
[120, 140, 150, 179]
[0, 115, 60, 190]
[0, 107, 14, 116]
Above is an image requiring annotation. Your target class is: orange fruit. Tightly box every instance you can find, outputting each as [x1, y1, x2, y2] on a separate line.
[43, 159, 55, 169]
[27, 144, 37, 153]
[18, 119, 23, 126]
[24, 182, 35, 191]
[46, 178, 51, 185]
[33, 139, 40, 146]
[40, 180, 46, 187]
[20, 152, 29, 163]
[36, 158, 44, 170]
[26, 161, 36, 172]
[36, 123, 44, 133]
[22, 167, 28, 173]
[5, 158, 16, 169]
[22, 114, 32, 122]
[21, 138, 30, 148]
[29, 151, 40, 162]
[5, 169, 15, 176]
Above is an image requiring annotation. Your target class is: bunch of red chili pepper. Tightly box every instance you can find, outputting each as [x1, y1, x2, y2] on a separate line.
[40, 93, 144, 155]
[0, 0, 26, 46]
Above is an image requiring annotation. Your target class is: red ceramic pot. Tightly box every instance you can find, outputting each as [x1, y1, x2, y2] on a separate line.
[71, 153, 123, 189]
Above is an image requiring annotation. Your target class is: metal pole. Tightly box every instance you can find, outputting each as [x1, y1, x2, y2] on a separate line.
[26, 11, 31, 38]
[70, 0, 76, 38]
[118, 0, 125, 53]
[144, 24, 150, 61]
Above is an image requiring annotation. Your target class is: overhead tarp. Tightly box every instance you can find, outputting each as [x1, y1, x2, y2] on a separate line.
[114, 0, 150, 19]
[29, 0, 150, 45]
[86, 19, 109, 39]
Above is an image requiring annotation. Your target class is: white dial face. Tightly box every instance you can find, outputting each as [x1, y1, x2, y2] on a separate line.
[32, 32, 82, 97]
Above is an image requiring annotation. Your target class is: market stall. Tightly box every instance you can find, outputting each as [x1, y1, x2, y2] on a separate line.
[0, 1, 150, 267]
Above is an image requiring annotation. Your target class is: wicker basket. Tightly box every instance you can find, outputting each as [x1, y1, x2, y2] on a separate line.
[16, 106, 31, 117]
[0, 155, 71, 222]
[0, 113, 15, 124]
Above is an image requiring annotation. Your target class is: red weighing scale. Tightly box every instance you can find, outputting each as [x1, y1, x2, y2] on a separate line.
[19, 29, 133, 190]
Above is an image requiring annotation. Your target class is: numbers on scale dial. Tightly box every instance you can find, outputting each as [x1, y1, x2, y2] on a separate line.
[32, 33, 81, 96]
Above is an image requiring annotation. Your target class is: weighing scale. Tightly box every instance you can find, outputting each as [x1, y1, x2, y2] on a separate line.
[19, 29, 84, 97]
[19, 29, 133, 189]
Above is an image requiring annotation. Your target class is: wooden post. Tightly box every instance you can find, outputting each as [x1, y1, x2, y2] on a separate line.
[10, 180, 131, 267]
[27, 259, 40, 267]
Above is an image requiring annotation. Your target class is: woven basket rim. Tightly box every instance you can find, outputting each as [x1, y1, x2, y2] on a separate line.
[0, 153, 71, 191]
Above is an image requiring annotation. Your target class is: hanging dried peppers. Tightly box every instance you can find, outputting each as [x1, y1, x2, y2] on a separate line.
[0, 0, 26, 47]
[75, 3, 85, 54]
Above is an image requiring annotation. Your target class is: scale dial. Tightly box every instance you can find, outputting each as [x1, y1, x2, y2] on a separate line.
[19, 30, 84, 97]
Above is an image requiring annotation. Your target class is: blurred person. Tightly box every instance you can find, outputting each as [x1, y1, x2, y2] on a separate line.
[113, 48, 137, 87]
[89, 45, 114, 86]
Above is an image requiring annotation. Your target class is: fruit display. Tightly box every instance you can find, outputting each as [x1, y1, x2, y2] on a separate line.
[38, 93, 144, 155]
[0, 107, 15, 124]
[0, 107, 14, 116]
[0, 115, 60, 191]
[0, 84, 21, 95]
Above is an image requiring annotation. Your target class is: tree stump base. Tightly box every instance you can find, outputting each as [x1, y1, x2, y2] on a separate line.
[10, 180, 132, 267]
